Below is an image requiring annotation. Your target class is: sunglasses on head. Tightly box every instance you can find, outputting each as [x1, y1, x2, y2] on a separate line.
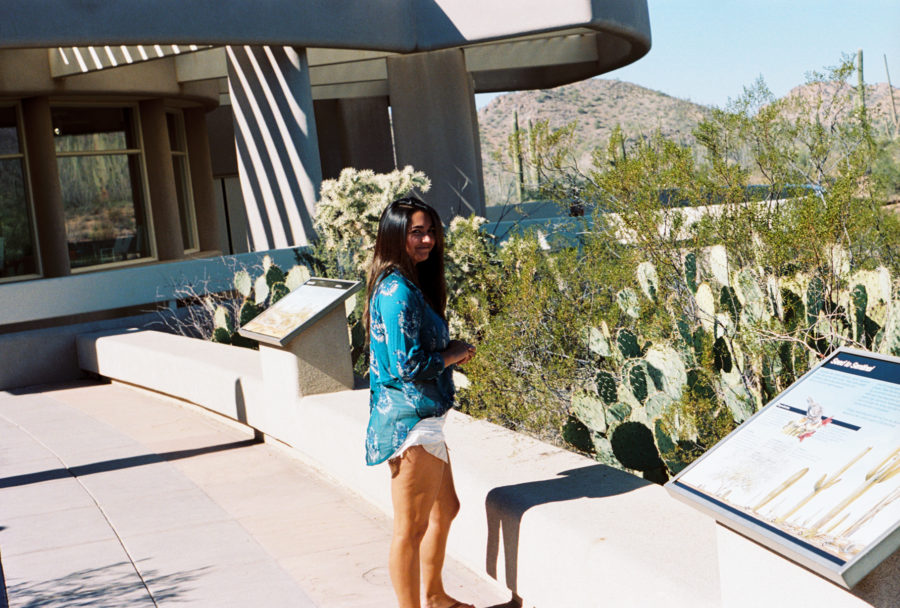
[390, 196, 430, 211]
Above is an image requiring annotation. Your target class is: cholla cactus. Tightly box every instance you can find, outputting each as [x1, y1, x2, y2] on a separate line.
[314, 166, 431, 278]
[445, 215, 499, 344]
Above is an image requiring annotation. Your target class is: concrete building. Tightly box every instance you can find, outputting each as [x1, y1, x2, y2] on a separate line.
[0, 1, 650, 294]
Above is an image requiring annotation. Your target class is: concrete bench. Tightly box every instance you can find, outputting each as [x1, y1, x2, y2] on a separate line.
[76, 329, 262, 426]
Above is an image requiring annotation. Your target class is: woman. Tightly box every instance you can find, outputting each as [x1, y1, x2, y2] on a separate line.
[365, 197, 476, 608]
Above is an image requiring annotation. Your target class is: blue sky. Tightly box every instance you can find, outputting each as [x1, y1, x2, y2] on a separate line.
[475, 0, 900, 109]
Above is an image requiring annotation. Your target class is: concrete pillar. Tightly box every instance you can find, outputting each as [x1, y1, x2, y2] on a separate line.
[387, 49, 486, 221]
[226, 45, 321, 248]
[140, 99, 184, 261]
[21, 96, 69, 277]
[315, 97, 394, 180]
[184, 107, 226, 253]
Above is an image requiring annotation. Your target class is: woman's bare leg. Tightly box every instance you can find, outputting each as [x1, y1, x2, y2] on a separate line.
[389, 446, 445, 608]
[421, 456, 471, 608]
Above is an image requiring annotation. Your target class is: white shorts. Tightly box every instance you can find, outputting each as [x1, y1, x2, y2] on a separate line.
[388, 413, 448, 463]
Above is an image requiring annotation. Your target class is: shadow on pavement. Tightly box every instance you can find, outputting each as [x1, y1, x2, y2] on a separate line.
[0, 439, 260, 489]
[5, 562, 209, 607]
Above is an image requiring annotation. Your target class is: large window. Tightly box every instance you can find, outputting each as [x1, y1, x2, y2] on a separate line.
[52, 106, 151, 269]
[167, 111, 198, 251]
[0, 105, 38, 280]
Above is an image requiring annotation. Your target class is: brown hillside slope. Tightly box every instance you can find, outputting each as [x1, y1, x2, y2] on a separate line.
[477, 78, 900, 206]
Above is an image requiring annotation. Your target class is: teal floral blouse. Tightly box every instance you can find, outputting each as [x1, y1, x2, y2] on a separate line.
[365, 270, 454, 465]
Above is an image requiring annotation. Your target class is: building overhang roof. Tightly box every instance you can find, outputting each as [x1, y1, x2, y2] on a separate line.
[7, 1, 650, 96]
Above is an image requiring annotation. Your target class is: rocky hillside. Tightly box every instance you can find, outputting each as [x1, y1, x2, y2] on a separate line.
[477, 79, 711, 204]
[477, 78, 900, 205]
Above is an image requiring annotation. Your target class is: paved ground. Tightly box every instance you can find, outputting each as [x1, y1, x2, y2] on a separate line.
[0, 380, 513, 608]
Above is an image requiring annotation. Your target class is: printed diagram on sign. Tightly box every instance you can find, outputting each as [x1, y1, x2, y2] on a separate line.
[778, 396, 860, 441]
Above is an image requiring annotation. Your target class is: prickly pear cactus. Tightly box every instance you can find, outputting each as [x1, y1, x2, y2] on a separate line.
[616, 328, 641, 359]
[570, 390, 608, 435]
[265, 264, 286, 288]
[213, 306, 234, 334]
[270, 282, 290, 305]
[253, 274, 270, 306]
[584, 323, 613, 358]
[636, 261, 658, 301]
[239, 300, 261, 326]
[565, 251, 899, 483]
[616, 287, 640, 318]
[683, 251, 698, 293]
[285, 264, 311, 291]
[234, 270, 252, 298]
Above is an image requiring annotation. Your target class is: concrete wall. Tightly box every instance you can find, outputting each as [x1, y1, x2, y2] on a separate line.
[0, 249, 302, 328]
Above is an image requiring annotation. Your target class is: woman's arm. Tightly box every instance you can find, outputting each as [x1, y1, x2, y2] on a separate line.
[377, 279, 445, 381]
[441, 340, 476, 368]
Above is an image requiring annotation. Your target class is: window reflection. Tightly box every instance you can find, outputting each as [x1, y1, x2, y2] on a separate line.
[52, 106, 151, 268]
[167, 111, 197, 250]
[0, 106, 37, 279]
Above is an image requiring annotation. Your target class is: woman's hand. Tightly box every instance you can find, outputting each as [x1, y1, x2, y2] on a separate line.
[442, 340, 476, 367]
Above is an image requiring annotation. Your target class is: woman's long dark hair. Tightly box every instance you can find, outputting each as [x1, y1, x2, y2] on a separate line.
[364, 197, 447, 332]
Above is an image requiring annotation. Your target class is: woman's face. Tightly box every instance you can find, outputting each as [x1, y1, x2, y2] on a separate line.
[405, 210, 436, 264]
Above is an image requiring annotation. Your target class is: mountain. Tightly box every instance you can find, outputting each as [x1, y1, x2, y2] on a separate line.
[781, 81, 899, 134]
[477, 78, 900, 206]
[477, 79, 711, 204]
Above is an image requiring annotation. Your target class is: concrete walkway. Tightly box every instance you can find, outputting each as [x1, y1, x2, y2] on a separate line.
[0, 380, 513, 608]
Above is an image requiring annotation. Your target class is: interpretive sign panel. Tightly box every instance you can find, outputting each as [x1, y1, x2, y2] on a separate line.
[667, 347, 900, 588]
[238, 278, 361, 347]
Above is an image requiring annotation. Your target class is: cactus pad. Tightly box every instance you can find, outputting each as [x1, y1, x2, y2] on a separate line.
[571, 390, 607, 434]
[585, 326, 612, 357]
[805, 276, 826, 325]
[211, 327, 232, 344]
[684, 251, 698, 293]
[562, 415, 595, 454]
[253, 275, 269, 305]
[610, 421, 665, 472]
[239, 300, 261, 326]
[616, 288, 640, 318]
[285, 265, 311, 291]
[712, 336, 732, 373]
[607, 402, 631, 422]
[616, 328, 641, 359]
[596, 370, 618, 404]
[636, 261, 658, 301]
[265, 264, 286, 288]
[234, 270, 252, 298]
[213, 306, 234, 333]
[270, 282, 290, 305]
[626, 362, 649, 403]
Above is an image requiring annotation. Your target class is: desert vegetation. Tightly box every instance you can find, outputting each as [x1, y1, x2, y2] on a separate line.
[188, 57, 900, 484]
